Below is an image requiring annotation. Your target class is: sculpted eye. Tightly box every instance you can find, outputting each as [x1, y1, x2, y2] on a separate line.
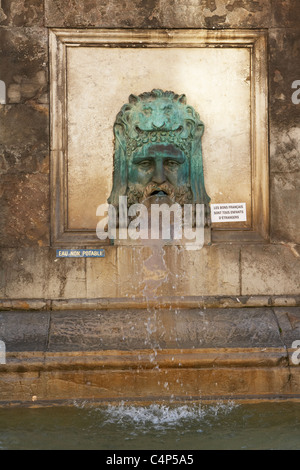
[163, 105, 173, 114]
[165, 160, 180, 168]
[138, 160, 152, 169]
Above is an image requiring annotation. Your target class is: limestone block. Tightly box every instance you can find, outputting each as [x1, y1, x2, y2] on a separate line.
[113, 244, 240, 297]
[159, 0, 271, 28]
[45, 0, 161, 28]
[0, 103, 48, 148]
[0, 248, 87, 300]
[45, 250, 87, 300]
[2, 248, 46, 299]
[270, 172, 300, 244]
[0, 251, 5, 298]
[114, 245, 154, 298]
[0, 103, 49, 177]
[271, 0, 300, 28]
[270, 127, 300, 174]
[44, 0, 272, 28]
[0, 0, 44, 26]
[157, 244, 240, 297]
[268, 28, 300, 128]
[241, 245, 300, 295]
[0, 173, 50, 247]
[86, 246, 118, 298]
[0, 27, 48, 104]
[112, 244, 240, 298]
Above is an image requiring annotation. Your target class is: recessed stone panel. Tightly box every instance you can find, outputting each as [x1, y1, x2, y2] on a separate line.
[50, 29, 268, 245]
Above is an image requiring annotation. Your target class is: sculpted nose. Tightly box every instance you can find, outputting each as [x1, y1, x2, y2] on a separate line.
[152, 111, 165, 130]
[152, 121, 165, 130]
[152, 160, 166, 185]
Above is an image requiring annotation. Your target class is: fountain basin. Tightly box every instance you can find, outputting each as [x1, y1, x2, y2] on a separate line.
[0, 307, 300, 406]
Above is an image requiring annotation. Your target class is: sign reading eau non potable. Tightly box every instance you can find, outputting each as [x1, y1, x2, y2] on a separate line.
[56, 249, 105, 258]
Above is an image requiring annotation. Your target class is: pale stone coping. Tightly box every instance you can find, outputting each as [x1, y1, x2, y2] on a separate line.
[0, 296, 299, 311]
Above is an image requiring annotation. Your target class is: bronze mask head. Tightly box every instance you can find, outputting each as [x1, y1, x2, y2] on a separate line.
[108, 89, 210, 216]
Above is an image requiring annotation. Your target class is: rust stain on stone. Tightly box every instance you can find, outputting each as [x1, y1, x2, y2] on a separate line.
[225, 0, 263, 13]
[27, 100, 48, 116]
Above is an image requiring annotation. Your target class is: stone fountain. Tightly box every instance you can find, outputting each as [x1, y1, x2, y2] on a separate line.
[0, 88, 299, 406]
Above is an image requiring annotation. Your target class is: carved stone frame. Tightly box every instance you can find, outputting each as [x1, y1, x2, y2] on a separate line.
[49, 29, 268, 246]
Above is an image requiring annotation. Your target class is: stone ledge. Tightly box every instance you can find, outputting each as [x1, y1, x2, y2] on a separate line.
[0, 347, 289, 372]
[0, 347, 299, 405]
[0, 307, 286, 351]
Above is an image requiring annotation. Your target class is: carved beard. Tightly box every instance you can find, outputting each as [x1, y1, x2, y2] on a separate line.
[126, 182, 193, 206]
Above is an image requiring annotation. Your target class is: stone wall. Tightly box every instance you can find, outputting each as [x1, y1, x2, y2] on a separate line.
[0, 0, 299, 307]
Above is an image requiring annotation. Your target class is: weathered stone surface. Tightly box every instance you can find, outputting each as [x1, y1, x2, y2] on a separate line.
[0, 248, 87, 299]
[271, 0, 300, 28]
[0, 103, 48, 149]
[0, 308, 283, 352]
[0, 311, 50, 351]
[270, 172, 300, 244]
[241, 245, 300, 295]
[0, 350, 295, 403]
[1, 248, 45, 299]
[274, 307, 300, 346]
[46, 249, 87, 299]
[86, 247, 118, 298]
[160, 308, 283, 349]
[0, 142, 49, 175]
[0, 0, 299, 309]
[114, 244, 240, 298]
[45, 0, 161, 28]
[44, 0, 274, 28]
[0, 103, 49, 246]
[0, 173, 49, 247]
[159, 0, 272, 28]
[48, 309, 153, 351]
[269, 32, 300, 246]
[0, 27, 48, 104]
[269, 29, 300, 129]
[160, 245, 240, 297]
[0, 251, 5, 298]
[0, 0, 44, 27]
[270, 127, 300, 174]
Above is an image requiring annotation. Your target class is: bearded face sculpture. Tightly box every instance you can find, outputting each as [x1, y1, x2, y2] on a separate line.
[108, 89, 210, 223]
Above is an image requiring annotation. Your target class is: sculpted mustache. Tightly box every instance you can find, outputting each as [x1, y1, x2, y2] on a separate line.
[143, 182, 174, 198]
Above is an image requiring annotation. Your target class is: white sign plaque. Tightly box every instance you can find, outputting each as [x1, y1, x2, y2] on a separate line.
[211, 203, 247, 223]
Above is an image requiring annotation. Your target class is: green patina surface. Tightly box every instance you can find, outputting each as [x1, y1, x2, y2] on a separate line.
[108, 90, 210, 216]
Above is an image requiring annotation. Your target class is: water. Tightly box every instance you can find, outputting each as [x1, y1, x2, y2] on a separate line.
[0, 401, 300, 450]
